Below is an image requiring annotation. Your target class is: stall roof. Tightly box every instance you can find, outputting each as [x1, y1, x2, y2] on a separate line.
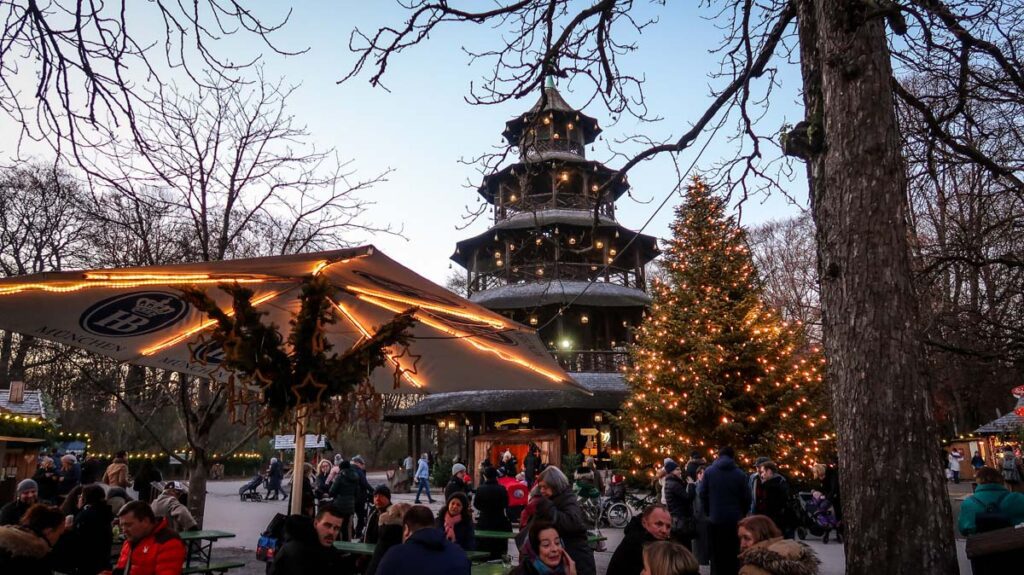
[385, 372, 628, 422]
[975, 397, 1024, 435]
[0, 389, 46, 418]
[469, 281, 652, 309]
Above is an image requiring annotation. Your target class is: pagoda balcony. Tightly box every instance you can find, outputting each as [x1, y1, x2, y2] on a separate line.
[551, 349, 631, 373]
[469, 262, 646, 294]
[521, 138, 586, 158]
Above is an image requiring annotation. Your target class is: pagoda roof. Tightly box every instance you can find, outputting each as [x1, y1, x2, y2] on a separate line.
[478, 158, 629, 203]
[451, 218, 659, 267]
[384, 371, 628, 422]
[502, 86, 602, 145]
[975, 397, 1024, 435]
[470, 280, 652, 309]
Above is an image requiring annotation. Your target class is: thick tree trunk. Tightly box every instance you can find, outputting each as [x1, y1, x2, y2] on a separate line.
[794, 2, 958, 573]
[187, 453, 210, 529]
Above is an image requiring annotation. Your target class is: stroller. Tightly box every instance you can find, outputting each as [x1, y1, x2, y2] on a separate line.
[239, 474, 266, 502]
[793, 491, 842, 543]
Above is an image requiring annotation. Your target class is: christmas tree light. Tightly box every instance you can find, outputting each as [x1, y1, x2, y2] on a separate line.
[621, 178, 830, 478]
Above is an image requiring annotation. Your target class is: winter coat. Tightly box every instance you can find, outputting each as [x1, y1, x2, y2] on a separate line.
[416, 457, 430, 480]
[71, 502, 114, 575]
[365, 523, 402, 575]
[375, 527, 471, 575]
[354, 466, 373, 506]
[474, 479, 512, 531]
[957, 483, 1024, 535]
[269, 514, 345, 575]
[0, 525, 53, 575]
[364, 503, 389, 545]
[664, 474, 695, 521]
[132, 465, 162, 504]
[268, 460, 284, 490]
[0, 500, 32, 526]
[539, 488, 596, 575]
[33, 468, 60, 503]
[698, 455, 751, 525]
[58, 464, 81, 496]
[606, 516, 661, 575]
[102, 459, 130, 488]
[524, 452, 541, 483]
[151, 492, 198, 533]
[503, 457, 518, 479]
[436, 513, 476, 551]
[113, 518, 186, 575]
[315, 471, 332, 498]
[445, 475, 473, 503]
[738, 537, 820, 575]
[330, 466, 360, 515]
[753, 475, 789, 531]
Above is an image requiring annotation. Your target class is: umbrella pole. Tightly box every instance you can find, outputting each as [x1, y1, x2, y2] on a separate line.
[289, 408, 307, 515]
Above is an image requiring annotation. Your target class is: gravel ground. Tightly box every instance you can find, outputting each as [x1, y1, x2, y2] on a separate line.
[188, 475, 973, 574]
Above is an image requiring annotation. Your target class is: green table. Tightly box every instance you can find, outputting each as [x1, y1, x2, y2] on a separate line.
[472, 563, 512, 575]
[180, 530, 236, 569]
[476, 530, 606, 544]
[335, 540, 490, 561]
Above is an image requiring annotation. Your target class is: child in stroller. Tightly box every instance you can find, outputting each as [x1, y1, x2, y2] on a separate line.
[239, 474, 266, 502]
[793, 490, 842, 543]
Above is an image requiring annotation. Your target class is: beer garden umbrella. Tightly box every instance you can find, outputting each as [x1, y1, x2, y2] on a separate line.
[0, 246, 581, 512]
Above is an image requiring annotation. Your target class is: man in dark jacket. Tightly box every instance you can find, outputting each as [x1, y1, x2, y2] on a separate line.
[753, 461, 789, 535]
[473, 467, 511, 558]
[329, 460, 359, 540]
[364, 484, 392, 545]
[698, 447, 750, 575]
[606, 504, 671, 575]
[0, 479, 38, 526]
[445, 463, 473, 505]
[270, 507, 345, 574]
[523, 444, 541, 487]
[376, 505, 470, 575]
[684, 451, 707, 482]
[351, 456, 374, 538]
[663, 461, 696, 549]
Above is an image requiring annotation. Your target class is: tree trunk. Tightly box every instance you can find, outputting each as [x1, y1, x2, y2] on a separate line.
[794, 2, 959, 573]
[187, 452, 210, 529]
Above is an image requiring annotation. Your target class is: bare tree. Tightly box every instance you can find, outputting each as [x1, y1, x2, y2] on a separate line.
[0, 1, 299, 165]
[338, 1, 1024, 571]
[749, 215, 821, 343]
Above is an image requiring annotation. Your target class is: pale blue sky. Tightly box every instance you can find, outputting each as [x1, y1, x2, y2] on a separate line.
[2, 2, 809, 284]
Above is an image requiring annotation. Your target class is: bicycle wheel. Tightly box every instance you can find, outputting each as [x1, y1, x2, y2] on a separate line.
[606, 502, 630, 528]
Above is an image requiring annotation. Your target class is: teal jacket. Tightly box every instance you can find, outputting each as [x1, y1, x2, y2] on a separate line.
[957, 483, 1024, 535]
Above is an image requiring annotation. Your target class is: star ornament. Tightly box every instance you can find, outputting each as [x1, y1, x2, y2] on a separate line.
[291, 372, 329, 406]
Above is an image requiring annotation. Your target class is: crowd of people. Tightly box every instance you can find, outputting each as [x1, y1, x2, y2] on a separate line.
[0, 444, 845, 575]
[259, 445, 827, 575]
[0, 449, 200, 575]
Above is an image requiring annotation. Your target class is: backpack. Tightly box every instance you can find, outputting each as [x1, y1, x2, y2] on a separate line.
[255, 513, 287, 563]
[973, 492, 1013, 534]
[1002, 455, 1022, 484]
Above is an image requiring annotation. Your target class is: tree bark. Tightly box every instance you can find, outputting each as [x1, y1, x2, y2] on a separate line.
[795, 1, 958, 572]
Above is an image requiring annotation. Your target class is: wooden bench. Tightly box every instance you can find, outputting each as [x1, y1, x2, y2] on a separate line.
[181, 561, 246, 575]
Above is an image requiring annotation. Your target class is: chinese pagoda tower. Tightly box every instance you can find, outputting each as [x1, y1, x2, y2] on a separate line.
[451, 79, 658, 370]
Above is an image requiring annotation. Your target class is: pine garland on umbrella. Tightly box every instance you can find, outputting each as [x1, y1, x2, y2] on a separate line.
[620, 178, 830, 479]
[180, 276, 416, 432]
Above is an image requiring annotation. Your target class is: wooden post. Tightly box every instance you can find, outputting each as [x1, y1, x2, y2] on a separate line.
[289, 408, 307, 515]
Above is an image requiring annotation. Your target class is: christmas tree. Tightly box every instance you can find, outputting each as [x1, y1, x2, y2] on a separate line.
[621, 179, 830, 479]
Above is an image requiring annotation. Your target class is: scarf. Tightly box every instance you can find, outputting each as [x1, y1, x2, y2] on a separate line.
[444, 511, 462, 542]
[530, 557, 567, 574]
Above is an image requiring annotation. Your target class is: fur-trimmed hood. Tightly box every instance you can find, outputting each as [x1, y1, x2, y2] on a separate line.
[0, 525, 49, 559]
[739, 537, 820, 575]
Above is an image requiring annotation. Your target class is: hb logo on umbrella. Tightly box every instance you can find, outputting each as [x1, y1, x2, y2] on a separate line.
[80, 291, 189, 337]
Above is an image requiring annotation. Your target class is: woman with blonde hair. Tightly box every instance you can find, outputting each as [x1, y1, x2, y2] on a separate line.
[640, 540, 699, 575]
[737, 515, 819, 575]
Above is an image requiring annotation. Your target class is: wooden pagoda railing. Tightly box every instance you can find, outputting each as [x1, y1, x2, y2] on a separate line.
[551, 350, 630, 373]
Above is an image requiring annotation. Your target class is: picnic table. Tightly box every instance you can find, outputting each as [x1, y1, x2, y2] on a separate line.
[472, 563, 512, 575]
[179, 530, 241, 574]
[333, 539, 491, 561]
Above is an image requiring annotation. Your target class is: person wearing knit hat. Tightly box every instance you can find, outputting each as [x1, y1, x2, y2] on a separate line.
[664, 460, 679, 474]
[657, 459, 677, 505]
[445, 463, 473, 506]
[0, 479, 38, 526]
[363, 484, 393, 546]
